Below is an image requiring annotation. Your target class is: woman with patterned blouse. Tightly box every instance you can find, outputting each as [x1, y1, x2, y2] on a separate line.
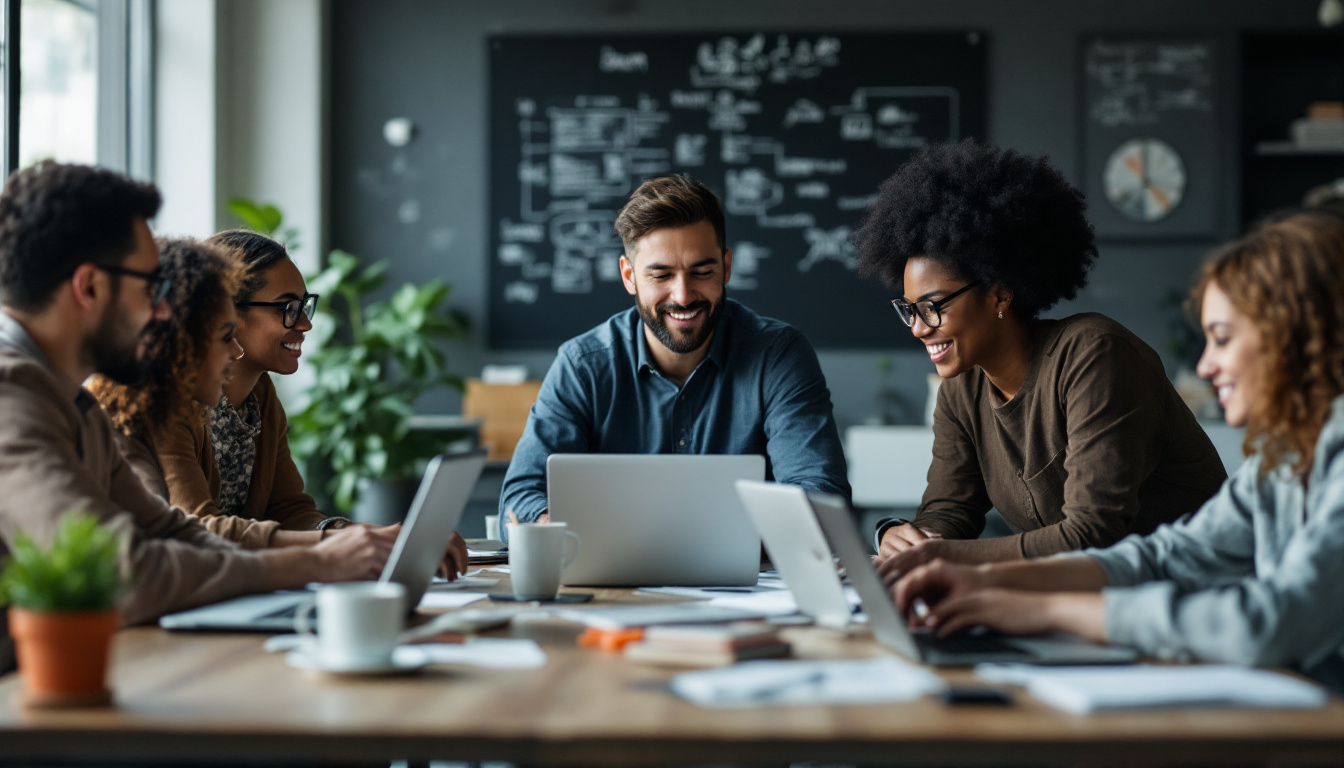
[150, 230, 465, 575]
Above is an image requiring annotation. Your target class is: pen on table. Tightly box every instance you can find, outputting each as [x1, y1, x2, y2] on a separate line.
[701, 587, 754, 593]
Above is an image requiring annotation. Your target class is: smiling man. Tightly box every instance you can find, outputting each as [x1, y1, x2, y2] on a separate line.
[499, 174, 848, 523]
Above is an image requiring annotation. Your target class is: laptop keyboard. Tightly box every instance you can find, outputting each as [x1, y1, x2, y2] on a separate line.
[915, 630, 1031, 658]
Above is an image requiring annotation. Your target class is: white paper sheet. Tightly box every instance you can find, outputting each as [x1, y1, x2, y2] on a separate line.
[417, 592, 489, 610]
[705, 590, 799, 616]
[639, 584, 785, 600]
[413, 638, 547, 669]
[976, 663, 1328, 713]
[671, 657, 945, 707]
[425, 577, 498, 590]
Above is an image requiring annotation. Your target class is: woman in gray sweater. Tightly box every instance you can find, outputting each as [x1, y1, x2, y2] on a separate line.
[892, 211, 1344, 690]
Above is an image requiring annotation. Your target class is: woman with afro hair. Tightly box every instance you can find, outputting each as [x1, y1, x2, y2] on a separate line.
[852, 141, 1227, 578]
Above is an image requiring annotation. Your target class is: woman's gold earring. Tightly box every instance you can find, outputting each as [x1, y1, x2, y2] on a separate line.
[998, 311, 1003, 319]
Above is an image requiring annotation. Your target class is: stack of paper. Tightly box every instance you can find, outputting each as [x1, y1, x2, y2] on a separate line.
[671, 657, 945, 707]
[976, 664, 1328, 714]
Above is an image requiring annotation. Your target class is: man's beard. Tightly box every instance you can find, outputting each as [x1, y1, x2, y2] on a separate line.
[636, 292, 726, 355]
[88, 300, 150, 385]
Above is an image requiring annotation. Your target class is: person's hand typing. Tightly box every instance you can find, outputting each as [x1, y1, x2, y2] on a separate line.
[436, 531, 469, 580]
[312, 524, 397, 581]
[876, 537, 951, 586]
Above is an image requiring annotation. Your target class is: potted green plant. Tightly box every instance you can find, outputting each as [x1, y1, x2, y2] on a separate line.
[289, 250, 470, 520]
[1, 512, 127, 707]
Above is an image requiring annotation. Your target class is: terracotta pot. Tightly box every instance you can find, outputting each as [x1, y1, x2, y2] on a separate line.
[8, 606, 119, 707]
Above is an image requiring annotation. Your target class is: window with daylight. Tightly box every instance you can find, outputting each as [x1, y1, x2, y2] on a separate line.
[3, 0, 152, 177]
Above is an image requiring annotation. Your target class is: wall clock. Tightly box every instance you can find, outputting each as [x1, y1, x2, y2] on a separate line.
[1102, 138, 1186, 222]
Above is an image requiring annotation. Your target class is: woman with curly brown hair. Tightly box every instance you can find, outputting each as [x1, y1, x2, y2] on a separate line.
[89, 237, 247, 505]
[856, 141, 1227, 576]
[893, 210, 1344, 691]
[91, 237, 386, 553]
[146, 230, 465, 574]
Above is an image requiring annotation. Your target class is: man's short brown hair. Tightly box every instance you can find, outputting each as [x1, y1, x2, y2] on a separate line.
[613, 174, 726, 256]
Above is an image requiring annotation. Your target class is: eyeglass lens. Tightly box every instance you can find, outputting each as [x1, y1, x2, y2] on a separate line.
[893, 300, 939, 328]
[150, 276, 172, 308]
[283, 295, 317, 328]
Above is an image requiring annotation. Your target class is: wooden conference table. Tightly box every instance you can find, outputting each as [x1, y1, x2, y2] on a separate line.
[1, 579, 1343, 767]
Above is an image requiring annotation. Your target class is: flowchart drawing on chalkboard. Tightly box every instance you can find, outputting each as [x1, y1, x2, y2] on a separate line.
[489, 33, 987, 349]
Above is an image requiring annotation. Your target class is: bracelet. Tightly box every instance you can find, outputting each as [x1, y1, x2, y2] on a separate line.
[873, 517, 909, 551]
[315, 516, 352, 533]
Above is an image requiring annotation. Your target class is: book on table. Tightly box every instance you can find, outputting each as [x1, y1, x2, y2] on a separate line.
[623, 622, 791, 667]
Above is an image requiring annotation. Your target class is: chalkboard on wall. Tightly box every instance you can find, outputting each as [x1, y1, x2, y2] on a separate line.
[1081, 37, 1223, 239]
[488, 33, 987, 349]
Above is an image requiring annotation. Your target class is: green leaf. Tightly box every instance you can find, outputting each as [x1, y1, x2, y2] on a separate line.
[226, 198, 284, 236]
[0, 512, 128, 610]
[285, 245, 470, 502]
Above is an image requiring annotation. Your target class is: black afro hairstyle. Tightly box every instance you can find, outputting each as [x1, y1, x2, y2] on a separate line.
[852, 140, 1098, 320]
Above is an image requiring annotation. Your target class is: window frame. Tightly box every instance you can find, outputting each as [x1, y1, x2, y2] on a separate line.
[1, 0, 154, 177]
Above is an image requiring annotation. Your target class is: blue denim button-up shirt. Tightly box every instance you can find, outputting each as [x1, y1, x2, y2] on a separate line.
[500, 299, 849, 522]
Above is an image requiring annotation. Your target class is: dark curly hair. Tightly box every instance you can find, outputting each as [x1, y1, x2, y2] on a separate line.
[205, 229, 290, 304]
[0, 161, 161, 311]
[1194, 211, 1344, 481]
[852, 140, 1098, 320]
[89, 238, 244, 437]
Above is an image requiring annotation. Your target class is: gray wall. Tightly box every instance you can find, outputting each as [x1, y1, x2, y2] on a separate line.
[328, 0, 1320, 430]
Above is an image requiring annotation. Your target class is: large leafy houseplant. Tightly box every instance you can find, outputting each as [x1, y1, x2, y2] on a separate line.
[1, 512, 127, 706]
[290, 250, 469, 512]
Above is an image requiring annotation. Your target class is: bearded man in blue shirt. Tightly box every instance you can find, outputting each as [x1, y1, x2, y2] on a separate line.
[500, 174, 850, 523]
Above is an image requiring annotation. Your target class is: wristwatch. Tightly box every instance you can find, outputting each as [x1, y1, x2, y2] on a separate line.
[316, 516, 353, 534]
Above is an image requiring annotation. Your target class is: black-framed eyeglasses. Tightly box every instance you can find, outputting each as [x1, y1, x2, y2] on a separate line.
[97, 264, 172, 308]
[891, 281, 981, 329]
[237, 293, 319, 329]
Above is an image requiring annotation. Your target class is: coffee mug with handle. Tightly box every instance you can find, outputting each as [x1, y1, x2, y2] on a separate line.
[295, 581, 407, 671]
[508, 522, 580, 600]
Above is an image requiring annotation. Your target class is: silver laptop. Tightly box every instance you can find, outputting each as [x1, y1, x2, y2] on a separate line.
[160, 449, 488, 632]
[547, 454, 764, 586]
[808, 491, 1139, 667]
[736, 480, 853, 629]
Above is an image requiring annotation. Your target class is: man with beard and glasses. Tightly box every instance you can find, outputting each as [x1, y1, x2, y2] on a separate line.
[500, 174, 848, 525]
[0, 162, 396, 672]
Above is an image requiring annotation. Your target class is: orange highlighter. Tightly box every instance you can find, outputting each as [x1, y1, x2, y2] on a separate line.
[577, 627, 644, 652]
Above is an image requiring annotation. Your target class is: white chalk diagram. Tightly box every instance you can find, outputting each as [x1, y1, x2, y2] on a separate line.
[798, 226, 857, 272]
[1087, 42, 1212, 128]
[499, 35, 960, 304]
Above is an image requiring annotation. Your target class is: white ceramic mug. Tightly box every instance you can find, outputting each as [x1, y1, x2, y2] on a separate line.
[295, 582, 406, 669]
[508, 522, 580, 600]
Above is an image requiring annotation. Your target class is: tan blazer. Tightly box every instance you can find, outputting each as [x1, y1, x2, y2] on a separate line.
[151, 374, 327, 549]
